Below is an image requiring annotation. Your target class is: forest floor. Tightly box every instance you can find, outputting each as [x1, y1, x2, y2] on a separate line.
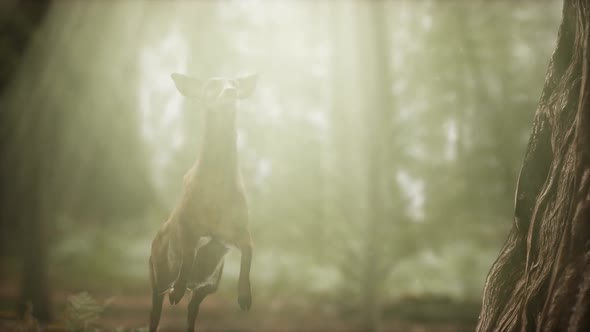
[0, 277, 477, 332]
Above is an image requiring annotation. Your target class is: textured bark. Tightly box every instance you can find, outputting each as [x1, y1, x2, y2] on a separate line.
[477, 1, 590, 331]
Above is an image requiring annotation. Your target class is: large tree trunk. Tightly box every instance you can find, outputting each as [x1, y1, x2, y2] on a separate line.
[477, 1, 590, 331]
[0, 1, 53, 321]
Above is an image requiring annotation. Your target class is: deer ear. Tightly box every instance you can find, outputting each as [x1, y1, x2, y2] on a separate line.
[171, 73, 204, 98]
[236, 74, 257, 99]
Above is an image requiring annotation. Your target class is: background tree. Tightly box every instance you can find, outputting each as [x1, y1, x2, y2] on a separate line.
[0, 1, 54, 320]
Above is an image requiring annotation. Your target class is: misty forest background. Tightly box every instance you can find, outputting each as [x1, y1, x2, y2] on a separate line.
[0, 1, 564, 331]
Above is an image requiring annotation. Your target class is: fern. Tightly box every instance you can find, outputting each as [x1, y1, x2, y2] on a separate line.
[61, 292, 112, 332]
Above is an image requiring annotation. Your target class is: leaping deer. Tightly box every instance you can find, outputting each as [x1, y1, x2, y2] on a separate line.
[149, 72, 257, 332]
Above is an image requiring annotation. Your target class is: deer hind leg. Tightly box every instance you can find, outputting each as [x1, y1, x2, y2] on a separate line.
[170, 223, 195, 305]
[149, 291, 164, 332]
[186, 263, 224, 332]
[149, 258, 165, 332]
[236, 231, 253, 311]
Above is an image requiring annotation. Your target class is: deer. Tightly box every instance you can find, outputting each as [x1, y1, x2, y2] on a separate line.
[148, 72, 257, 332]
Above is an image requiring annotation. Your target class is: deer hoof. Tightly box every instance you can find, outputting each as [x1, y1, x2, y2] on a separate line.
[238, 293, 251, 311]
[169, 284, 186, 305]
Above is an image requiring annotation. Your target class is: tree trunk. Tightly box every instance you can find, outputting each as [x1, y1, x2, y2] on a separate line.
[0, 1, 53, 321]
[18, 133, 52, 321]
[478, 1, 590, 331]
[358, 2, 392, 331]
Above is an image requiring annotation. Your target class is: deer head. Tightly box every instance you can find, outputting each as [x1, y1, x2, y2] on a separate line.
[171, 73, 257, 108]
[171, 73, 257, 143]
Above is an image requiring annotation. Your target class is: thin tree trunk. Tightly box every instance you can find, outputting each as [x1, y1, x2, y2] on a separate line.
[358, 2, 392, 331]
[478, 1, 590, 331]
[18, 134, 51, 321]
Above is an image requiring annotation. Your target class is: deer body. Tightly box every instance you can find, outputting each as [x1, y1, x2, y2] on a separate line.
[149, 73, 256, 332]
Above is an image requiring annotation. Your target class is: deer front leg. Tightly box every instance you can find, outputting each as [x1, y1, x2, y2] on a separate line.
[237, 232, 253, 311]
[170, 222, 195, 305]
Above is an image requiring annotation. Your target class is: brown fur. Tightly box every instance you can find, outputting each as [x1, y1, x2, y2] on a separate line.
[149, 73, 255, 332]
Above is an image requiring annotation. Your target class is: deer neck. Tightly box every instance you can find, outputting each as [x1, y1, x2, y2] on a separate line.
[196, 112, 239, 182]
